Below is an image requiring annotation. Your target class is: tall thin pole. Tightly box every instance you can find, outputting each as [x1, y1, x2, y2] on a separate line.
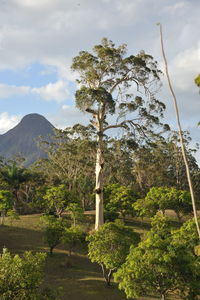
[158, 23, 200, 239]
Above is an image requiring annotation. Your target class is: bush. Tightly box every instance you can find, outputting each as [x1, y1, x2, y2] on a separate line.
[0, 248, 46, 300]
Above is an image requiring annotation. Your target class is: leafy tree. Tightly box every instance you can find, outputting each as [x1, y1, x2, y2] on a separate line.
[43, 184, 74, 218]
[72, 38, 168, 229]
[0, 190, 13, 224]
[115, 214, 200, 300]
[0, 248, 46, 300]
[134, 186, 192, 221]
[41, 215, 66, 255]
[168, 188, 192, 221]
[87, 221, 140, 285]
[67, 203, 84, 226]
[62, 225, 86, 256]
[104, 184, 138, 220]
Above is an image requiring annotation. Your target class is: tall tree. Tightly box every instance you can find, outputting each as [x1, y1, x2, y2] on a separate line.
[72, 38, 167, 229]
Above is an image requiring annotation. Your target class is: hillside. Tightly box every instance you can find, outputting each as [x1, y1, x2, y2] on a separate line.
[0, 113, 54, 165]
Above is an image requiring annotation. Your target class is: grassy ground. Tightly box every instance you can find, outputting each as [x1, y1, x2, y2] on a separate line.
[0, 214, 182, 300]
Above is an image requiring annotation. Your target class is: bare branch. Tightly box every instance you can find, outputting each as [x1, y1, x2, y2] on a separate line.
[158, 23, 200, 239]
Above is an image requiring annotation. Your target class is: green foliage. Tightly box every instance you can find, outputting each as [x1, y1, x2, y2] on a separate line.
[104, 184, 137, 219]
[0, 190, 13, 212]
[67, 203, 84, 226]
[6, 209, 20, 225]
[62, 225, 86, 256]
[0, 162, 31, 188]
[134, 186, 192, 220]
[0, 162, 33, 212]
[0, 190, 14, 224]
[72, 38, 167, 133]
[37, 126, 96, 210]
[43, 184, 74, 218]
[0, 248, 46, 300]
[115, 214, 200, 299]
[41, 215, 66, 255]
[195, 74, 200, 87]
[87, 221, 140, 285]
[132, 131, 200, 196]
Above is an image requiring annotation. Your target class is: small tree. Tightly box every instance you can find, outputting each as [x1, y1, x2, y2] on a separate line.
[43, 184, 73, 218]
[133, 186, 192, 221]
[87, 221, 140, 285]
[0, 248, 46, 300]
[104, 184, 138, 220]
[0, 190, 14, 225]
[67, 203, 84, 226]
[62, 225, 86, 256]
[41, 216, 65, 255]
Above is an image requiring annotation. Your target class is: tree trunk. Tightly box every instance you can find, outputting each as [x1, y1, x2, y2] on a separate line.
[73, 216, 76, 227]
[0, 211, 5, 225]
[176, 211, 182, 223]
[13, 189, 19, 212]
[101, 264, 113, 286]
[158, 23, 200, 239]
[50, 246, 54, 255]
[95, 127, 104, 230]
[161, 294, 166, 300]
[107, 269, 114, 286]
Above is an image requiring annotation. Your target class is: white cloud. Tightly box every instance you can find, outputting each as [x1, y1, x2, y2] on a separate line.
[0, 80, 69, 102]
[168, 43, 200, 92]
[163, 1, 187, 14]
[14, 0, 54, 8]
[31, 80, 69, 102]
[0, 112, 21, 134]
[0, 83, 29, 98]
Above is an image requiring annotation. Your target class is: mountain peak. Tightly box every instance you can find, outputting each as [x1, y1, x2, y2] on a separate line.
[21, 113, 45, 121]
[0, 113, 55, 166]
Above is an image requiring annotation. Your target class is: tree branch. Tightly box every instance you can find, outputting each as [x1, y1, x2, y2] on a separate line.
[103, 119, 140, 132]
[85, 108, 98, 115]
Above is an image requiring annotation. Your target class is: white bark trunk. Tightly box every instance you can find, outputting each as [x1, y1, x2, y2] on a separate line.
[158, 23, 200, 239]
[95, 121, 104, 230]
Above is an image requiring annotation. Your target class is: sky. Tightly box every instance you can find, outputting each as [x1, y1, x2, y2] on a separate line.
[0, 0, 199, 156]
